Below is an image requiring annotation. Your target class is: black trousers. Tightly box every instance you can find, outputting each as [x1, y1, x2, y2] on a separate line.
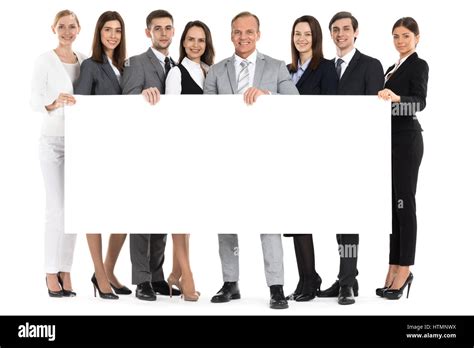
[336, 234, 359, 287]
[390, 130, 423, 266]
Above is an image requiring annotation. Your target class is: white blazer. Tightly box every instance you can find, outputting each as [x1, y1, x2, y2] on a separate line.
[31, 50, 86, 136]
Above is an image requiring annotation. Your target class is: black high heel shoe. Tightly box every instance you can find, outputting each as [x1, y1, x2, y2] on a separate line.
[57, 273, 76, 297]
[110, 282, 132, 295]
[384, 273, 414, 300]
[285, 278, 303, 301]
[91, 273, 119, 300]
[46, 276, 63, 298]
[375, 286, 388, 297]
[295, 273, 322, 302]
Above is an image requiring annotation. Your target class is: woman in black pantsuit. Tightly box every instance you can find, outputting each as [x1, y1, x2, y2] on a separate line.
[284, 15, 338, 302]
[377, 17, 429, 300]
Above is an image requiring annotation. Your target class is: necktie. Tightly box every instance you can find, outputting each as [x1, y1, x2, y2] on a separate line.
[336, 58, 344, 79]
[164, 57, 172, 76]
[237, 60, 250, 94]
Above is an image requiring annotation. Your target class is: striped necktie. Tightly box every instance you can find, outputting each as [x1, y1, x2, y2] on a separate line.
[237, 60, 250, 94]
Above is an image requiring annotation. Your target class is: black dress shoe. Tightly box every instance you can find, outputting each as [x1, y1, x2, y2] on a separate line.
[269, 285, 289, 309]
[152, 280, 181, 296]
[110, 283, 132, 295]
[384, 273, 414, 300]
[91, 274, 119, 300]
[57, 273, 76, 297]
[136, 281, 157, 301]
[375, 286, 388, 297]
[318, 279, 359, 297]
[210, 282, 241, 303]
[338, 285, 355, 305]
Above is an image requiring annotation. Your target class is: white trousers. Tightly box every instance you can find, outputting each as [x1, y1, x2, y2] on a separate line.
[39, 136, 76, 273]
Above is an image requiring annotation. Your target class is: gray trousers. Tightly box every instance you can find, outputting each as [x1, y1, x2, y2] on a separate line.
[218, 234, 284, 287]
[130, 234, 167, 284]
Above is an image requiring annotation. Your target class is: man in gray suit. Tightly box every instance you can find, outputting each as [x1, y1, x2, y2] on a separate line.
[204, 11, 299, 309]
[122, 9, 179, 301]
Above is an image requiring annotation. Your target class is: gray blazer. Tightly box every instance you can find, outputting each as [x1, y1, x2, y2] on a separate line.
[74, 55, 122, 95]
[204, 51, 298, 95]
[122, 48, 168, 95]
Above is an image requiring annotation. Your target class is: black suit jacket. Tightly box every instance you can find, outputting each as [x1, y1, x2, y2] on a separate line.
[384, 52, 429, 133]
[333, 49, 384, 95]
[287, 58, 338, 95]
[74, 55, 122, 95]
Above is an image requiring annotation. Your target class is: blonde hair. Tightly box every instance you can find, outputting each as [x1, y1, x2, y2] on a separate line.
[53, 10, 80, 28]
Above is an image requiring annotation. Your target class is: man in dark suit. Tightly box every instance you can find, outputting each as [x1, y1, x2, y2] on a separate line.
[121, 9, 180, 301]
[318, 11, 384, 305]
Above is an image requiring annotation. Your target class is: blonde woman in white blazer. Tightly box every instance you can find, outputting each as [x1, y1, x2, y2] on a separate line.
[30, 9, 86, 297]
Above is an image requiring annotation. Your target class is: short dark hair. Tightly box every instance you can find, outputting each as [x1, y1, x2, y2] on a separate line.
[328, 11, 358, 32]
[392, 17, 420, 36]
[289, 15, 324, 73]
[146, 9, 173, 29]
[231, 11, 260, 31]
[179, 20, 215, 66]
[91, 11, 126, 73]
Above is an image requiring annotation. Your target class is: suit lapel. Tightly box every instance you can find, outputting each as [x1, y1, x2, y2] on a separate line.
[101, 55, 121, 93]
[296, 60, 312, 89]
[146, 48, 165, 83]
[339, 49, 360, 86]
[388, 52, 418, 81]
[226, 57, 237, 94]
[253, 52, 265, 89]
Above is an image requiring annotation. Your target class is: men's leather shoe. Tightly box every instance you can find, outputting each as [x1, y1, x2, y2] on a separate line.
[136, 281, 157, 301]
[269, 285, 289, 309]
[338, 285, 355, 305]
[152, 280, 181, 296]
[318, 279, 359, 297]
[210, 282, 241, 303]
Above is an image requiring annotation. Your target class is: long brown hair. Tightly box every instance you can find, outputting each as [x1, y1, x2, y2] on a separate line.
[178, 21, 215, 66]
[289, 15, 324, 73]
[91, 11, 126, 73]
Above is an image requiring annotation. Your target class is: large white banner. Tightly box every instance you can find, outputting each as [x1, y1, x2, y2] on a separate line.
[65, 95, 390, 235]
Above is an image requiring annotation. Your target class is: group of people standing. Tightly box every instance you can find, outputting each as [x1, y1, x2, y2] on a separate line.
[31, 9, 429, 309]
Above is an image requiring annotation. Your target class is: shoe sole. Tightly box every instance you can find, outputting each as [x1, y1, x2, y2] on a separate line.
[270, 304, 289, 309]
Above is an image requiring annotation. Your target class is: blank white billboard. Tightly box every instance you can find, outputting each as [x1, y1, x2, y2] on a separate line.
[65, 95, 390, 235]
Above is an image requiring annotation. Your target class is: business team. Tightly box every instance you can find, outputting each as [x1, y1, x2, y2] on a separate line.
[31, 9, 429, 308]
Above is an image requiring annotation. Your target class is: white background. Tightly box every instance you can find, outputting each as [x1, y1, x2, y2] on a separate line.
[0, 0, 472, 315]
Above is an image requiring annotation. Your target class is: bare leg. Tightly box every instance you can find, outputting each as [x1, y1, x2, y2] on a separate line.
[385, 264, 400, 287]
[46, 273, 61, 292]
[57, 272, 73, 291]
[172, 234, 198, 300]
[104, 234, 127, 288]
[86, 234, 112, 293]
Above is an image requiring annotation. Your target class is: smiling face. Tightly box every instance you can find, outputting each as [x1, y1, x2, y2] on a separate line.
[183, 26, 206, 63]
[101, 20, 122, 55]
[392, 26, 419, 58]
[52, 15, 80, 46]
[293, 22, 312, 56]
[146, 17, 174, 54]
[330, 18, 358, 56]
[231, 15, 260, 59]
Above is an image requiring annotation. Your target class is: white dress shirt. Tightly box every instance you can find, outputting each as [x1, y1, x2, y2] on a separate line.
[151, 47, 173, 71]
[335, 47, 356, 78]
[234, 50, 258, 87]
[165, 57, 209, 94]
[107, 56, 122, 82]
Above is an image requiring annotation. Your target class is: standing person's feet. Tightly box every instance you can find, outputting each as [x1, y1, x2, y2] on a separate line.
[136, 281, 156, 301]
[338, 286, 355, 305]
[318, 279, 359, 297]
[46, 274, 62, 297]
[105, 269, 131, 295]
[152, 280, 181, 296]
[179, 274, 200, 301]
[269, 285, 289, 309]
[295, 273, 322, 302]
[57, 272, 76, 297]
[210, 282, 241, 303]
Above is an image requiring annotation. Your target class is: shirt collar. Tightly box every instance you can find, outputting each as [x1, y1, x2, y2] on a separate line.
[298, 58, 311, 72]
[151, 47, 170, 64]
[234, 50, 258, 65]
[336, 47, 356, 65]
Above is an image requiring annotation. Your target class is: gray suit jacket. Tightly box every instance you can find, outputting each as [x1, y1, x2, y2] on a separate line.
[204, 51, 298, 95]
[74, 55, 122, 95]
[122, 48, 168, 94]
